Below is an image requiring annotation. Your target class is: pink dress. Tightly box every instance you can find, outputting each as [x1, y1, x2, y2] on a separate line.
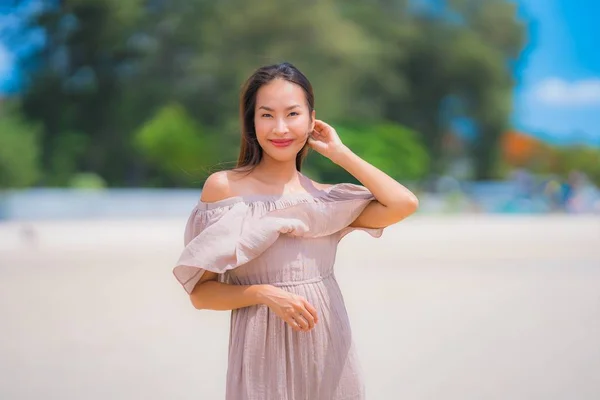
[173, 183, 384, 400]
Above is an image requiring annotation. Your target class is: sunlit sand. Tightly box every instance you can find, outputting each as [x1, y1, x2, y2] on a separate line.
[1, 215, 599, 399]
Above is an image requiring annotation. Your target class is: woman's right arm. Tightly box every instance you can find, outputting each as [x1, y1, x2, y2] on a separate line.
[189, 271, 268, 310]
[188, 171, 318, 332]
[190, 171, 268, 311]
[190, 272, 318, 332]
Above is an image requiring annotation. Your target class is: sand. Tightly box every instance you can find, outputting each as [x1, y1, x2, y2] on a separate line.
[1, 215, 599, 400]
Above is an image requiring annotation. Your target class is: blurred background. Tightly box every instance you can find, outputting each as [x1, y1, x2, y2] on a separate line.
[1, 1, 599, 400]
[0, 0, 598, 216]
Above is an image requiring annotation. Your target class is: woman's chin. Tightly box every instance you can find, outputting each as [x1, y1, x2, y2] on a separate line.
[263, 147, 303, 163]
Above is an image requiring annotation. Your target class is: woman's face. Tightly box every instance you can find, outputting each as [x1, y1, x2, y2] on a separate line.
[254, 78, 315, 164]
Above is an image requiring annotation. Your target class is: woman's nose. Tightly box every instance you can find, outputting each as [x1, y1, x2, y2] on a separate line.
[273, 118, 288, 135]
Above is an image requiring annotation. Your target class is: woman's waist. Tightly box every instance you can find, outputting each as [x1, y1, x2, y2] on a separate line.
[227, 271, 335, 287]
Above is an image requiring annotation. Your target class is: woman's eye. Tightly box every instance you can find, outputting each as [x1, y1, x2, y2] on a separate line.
[289, 112, 299, 117]
[262, 113, 272, 118]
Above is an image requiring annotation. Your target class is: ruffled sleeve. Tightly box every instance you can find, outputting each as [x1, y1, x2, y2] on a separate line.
[322, 183, 385, 240]
[172, 183, 383, 294]
[173, 205, 226, 294]
[173, 202, 271, 294]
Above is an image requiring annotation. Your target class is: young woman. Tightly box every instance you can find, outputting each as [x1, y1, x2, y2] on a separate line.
[173, 62, 418, 400]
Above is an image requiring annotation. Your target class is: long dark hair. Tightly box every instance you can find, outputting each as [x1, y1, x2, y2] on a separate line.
[236, 62, 314, 172]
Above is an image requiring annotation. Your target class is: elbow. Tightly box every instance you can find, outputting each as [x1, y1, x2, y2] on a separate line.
[391, 193, 419, 220]
[188, 275, 220, 310]
[189, 287, 208, 310]
[407, 193, 419, 214]
[189, 294, 204, 310]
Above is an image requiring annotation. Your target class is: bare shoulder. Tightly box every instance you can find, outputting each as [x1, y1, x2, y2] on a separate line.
[200, 170, 237, 202]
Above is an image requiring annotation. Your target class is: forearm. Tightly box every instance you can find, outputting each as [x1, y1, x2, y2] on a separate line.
[332, 146, 418, 208]
[190, 281, 269, 311]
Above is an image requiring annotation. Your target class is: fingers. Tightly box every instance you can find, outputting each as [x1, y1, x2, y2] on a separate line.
[285, 315, 306, 332]
[297, 309, 315, 330]
[307, 137, 325, 152]
[312, 127, 326, 138]
[292, 314, 310, 331]
[303, 300, 319, 325]
[283, 302, 318, 332]
[273, 292, 319, 333]
[314, 119, 330, 131]
[289, 319, 303, 332]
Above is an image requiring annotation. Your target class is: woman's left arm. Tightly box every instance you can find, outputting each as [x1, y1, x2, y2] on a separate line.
[308, 120, 419, 229]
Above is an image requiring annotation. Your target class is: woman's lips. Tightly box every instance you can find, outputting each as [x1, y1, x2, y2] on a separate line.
[269, 139, 294, 148]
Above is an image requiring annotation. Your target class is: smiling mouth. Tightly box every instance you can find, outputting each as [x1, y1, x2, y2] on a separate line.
[269, 139, 294, 148]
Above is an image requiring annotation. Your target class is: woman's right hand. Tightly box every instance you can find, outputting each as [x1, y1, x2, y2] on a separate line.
[258, 285, 319, 332]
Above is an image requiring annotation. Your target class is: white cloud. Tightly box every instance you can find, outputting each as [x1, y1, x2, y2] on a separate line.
[531, 78, 600, 107]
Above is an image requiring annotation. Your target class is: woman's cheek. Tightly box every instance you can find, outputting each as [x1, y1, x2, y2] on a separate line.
[254, 120, 266, 136]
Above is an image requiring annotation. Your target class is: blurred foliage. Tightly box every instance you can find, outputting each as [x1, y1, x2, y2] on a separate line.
[69, 172, 107, 189]
[0, 103, 41, 189]
[499, 130, 600, 186]
[551, 146, 600, 186]
[3, 0, 533, 188]
[47, 131, 90, 186]
[308, 122, 430, 184]
[133, 103, 217, 186]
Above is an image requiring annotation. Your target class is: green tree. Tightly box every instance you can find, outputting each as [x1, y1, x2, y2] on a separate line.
[0, 105, 41, 188]
[342, 0, 526, 179]
[133, 103, 217, 186]
[553, 146, 600, 186]
[17, 0, 527, 186]
[306, 122, 429, 184]
[21, 0, 147, 185]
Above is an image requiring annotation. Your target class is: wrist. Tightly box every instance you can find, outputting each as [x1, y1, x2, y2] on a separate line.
[254, 284, 275, 306]
[330, 144, 354, 165]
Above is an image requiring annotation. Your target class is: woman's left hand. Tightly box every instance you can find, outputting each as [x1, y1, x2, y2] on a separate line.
[308, 120, 348, 163]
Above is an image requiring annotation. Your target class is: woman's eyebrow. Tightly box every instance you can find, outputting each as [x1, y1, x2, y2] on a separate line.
[258, 104, 301, 111]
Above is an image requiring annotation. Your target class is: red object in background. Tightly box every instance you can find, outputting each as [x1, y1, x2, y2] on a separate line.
[501, 130, 546, 166]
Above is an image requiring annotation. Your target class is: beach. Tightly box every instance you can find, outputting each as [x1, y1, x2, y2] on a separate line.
[1, 215, 599, 400]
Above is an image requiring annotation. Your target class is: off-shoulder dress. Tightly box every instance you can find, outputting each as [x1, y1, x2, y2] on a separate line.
[173, 183, 384, 400]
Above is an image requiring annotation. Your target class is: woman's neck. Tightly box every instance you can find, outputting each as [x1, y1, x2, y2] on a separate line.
[252, 158, 300, 186]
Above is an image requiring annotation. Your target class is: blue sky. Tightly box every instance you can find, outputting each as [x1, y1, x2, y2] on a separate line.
[513, 0, 600, 146]
[1, 0, 599, 146]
